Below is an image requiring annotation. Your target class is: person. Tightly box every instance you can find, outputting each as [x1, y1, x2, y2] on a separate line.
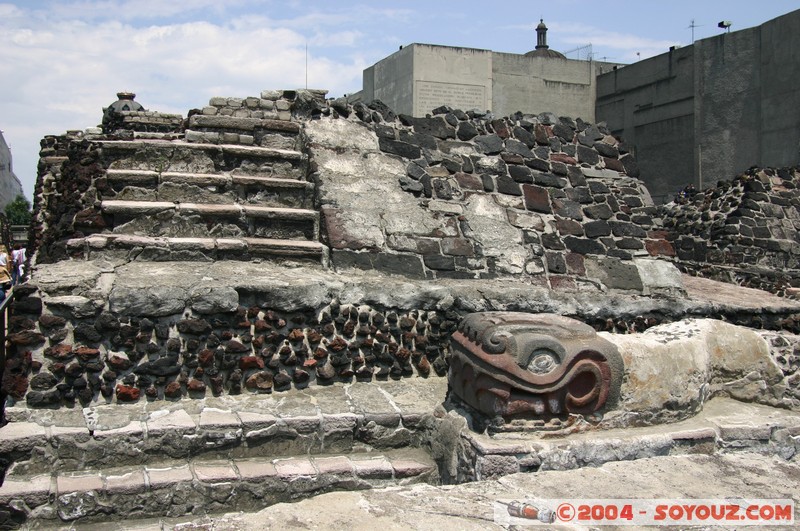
[0, 246, 12, 300]
[11, 244, 25, 285]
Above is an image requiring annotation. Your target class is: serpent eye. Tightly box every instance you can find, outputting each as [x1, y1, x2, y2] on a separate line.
[525, 349, 558, 374]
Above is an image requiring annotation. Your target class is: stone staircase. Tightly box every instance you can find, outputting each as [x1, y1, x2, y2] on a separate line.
[66, 114, 327, 264]
[0, 381, 442, 526]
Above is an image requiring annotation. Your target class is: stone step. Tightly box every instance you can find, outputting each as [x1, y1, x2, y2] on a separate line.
[99, 200, 319, 242]
[104, 170, 315, 208]
[184, 115, 301, 150]
[1, 381, 444, 475]
[0, 449, 437, 525]
[65, 234, 326, 262]
[99, 140, 307, 180]
[188, 115, 301, 134]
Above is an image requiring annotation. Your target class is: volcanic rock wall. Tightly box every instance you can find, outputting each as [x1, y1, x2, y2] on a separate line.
[662, 167, 800, 294]
[313, 101, 680, 293]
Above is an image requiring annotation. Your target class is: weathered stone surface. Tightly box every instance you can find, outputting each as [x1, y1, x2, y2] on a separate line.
[29, 372, 59, 390]
[44, 296, 100, 319]
[522, 184, 551, 213]
[474, 135, 504, 154]
[189, 287, 239, 314]
[109, 286, 188, 317]
[563, 236, 605, 255]
[604, 319, 787, 424]
[176, 318, 212, 335]
[378, 137, 421, 159]
[8, 331, 45, 346]
[462, 195, 526, 274]
[585, 256, 643, 291]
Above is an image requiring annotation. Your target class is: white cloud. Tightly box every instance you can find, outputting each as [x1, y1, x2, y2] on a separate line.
[0, 2, 379, 197]
[41, 0, 236, 22]
[0, 3, 24, 18]
[549, 21, 682, 62]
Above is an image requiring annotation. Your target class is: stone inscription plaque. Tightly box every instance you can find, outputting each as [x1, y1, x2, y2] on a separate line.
[415, 81, 486, 114]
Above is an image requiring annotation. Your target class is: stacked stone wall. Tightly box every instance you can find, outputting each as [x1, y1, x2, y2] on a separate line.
[315, 100, 677, 292]
[101, 111, 184, 134]
[662, 167, 800, 294]
[28, 138, 106, 264]
[184, 89, 326, 147]
[112, 110, 184, 134]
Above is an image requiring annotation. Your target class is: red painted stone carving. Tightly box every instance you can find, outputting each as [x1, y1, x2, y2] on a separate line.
[448, 312, 623, 421]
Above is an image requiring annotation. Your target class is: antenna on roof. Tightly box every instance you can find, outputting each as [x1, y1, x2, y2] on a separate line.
[688, 19, 703, 42]
[564, 43, 593, 61]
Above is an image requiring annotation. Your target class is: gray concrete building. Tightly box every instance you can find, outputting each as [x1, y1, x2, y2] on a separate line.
[596, 9, 800, 203]
[0, 130, 24, 209]
[356, 21, 619, 121]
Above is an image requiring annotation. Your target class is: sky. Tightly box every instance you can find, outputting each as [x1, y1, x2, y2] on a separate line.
[1, 0, 798, 200]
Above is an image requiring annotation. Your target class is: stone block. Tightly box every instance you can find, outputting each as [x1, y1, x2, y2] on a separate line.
[476, 455, 519, 480]
[424, 255, 456, 271]
[496, 175, 521, 196]
[199, 408, 241, 430]
[546, 252, 566, 274]
[105, 469, 147, 494]
[147, 409, 196, 433]
[633, 259, 684, 296]
[583, 168, 621, 179]
[146, 464, 193, 489]
[474, 134, 504, 154]
[428, 200, 463, 215]
[57, 473, 103, 494]
[378, 137, 421, 159]
[351, 457, 393, 479]
[585, 256, 643, 291]
[441, 238, 474, 256]
[564, 236, 605, 255]
[0, 474, 51, 505]
[533, 172, 567, 188]
[552, 198, 582, 220]
[522, 184, 551, 213]
[577, 145, 600, 165]
[390, 458, 434, 479]
[645, 239, 676, 257]
[332, 250, 425, 279]
[0, 423, 47, 454]
[236, 459, 278, 480]
[508, 210, 545, 230]
[313, 456, 354, 475]
[454, 172, 483, 190]
[274, 457, 317, 478]
[509, 164, 532, 183]
[193, 461, 238, 482]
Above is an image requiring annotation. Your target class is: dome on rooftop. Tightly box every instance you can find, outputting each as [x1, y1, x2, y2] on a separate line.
[525, 18, 566, 59]
[525, 47, 567, 59]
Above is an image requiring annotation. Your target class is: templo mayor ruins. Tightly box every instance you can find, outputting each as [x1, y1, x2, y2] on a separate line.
[0, 8, 799, 529]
